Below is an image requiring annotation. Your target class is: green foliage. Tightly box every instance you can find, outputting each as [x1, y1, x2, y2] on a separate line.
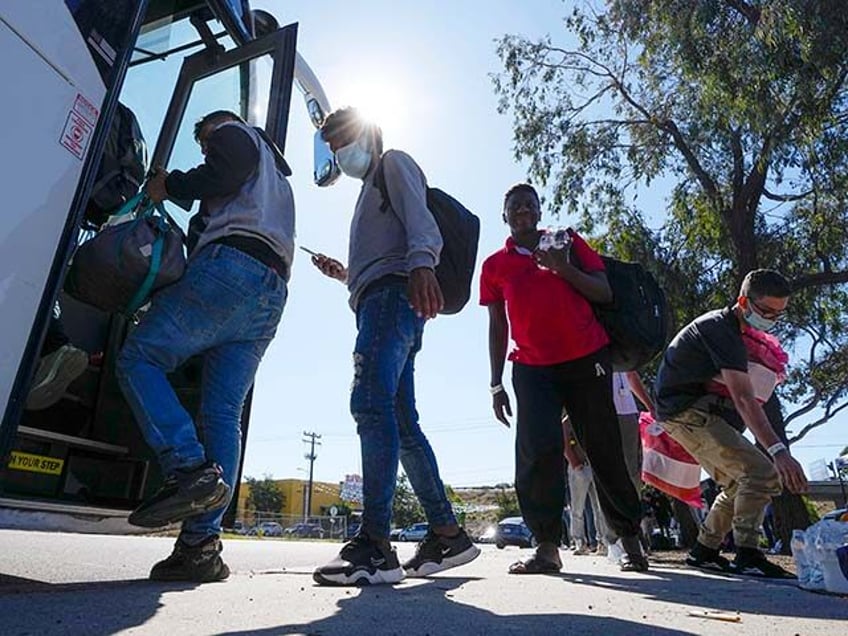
[494, 0, 848, 441]
[494, 485, 521, 520]
[391, 473, 424, 529]
[245, 475, 285, 513]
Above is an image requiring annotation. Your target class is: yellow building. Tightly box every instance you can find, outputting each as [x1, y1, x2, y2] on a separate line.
[236, 478, 342, 519]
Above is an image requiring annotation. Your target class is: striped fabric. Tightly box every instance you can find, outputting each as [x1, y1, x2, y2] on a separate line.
[639, 412, 704, 508]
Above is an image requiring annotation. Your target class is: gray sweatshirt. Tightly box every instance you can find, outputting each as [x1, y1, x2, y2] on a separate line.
[346, 149, 442, 310]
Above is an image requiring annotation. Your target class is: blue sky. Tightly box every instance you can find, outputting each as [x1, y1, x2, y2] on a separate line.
[137, 0, 846, 487]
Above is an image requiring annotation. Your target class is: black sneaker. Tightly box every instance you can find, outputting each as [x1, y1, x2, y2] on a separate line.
[729, 547, 796, 579]
[313, 533, 404, 586]
[403, 529, 481, 577]
[619, 534, 649, 572]
[150, 535, 230, 583]
[685, 541, 732, 573]
[128, 462, 230, 528]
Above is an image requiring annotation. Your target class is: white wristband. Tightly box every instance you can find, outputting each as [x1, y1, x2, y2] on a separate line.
[767, 442, 787, 457]
[489, 384, 505, 395]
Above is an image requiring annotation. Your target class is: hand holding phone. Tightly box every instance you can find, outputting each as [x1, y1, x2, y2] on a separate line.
[301, 246, 347, 283]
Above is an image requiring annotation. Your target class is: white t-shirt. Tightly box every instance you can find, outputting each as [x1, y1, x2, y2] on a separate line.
[612, 372, 638, 415]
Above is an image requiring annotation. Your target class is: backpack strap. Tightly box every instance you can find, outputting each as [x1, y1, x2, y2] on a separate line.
[371, 156, 392, 213]
[125, 220, 165, 314]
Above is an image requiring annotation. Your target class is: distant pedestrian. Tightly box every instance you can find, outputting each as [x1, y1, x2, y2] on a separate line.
[655, 269, 807, 578]
[481, 182, 646, 574]
[563, 414, 610, 555]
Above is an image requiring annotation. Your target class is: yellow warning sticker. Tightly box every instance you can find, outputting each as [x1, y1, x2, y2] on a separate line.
[8, 451, 64, 475]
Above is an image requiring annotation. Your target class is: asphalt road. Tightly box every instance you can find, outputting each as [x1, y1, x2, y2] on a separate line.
[0, 530, 845, 635]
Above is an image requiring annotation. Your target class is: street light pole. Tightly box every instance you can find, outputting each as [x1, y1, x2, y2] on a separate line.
[302, 431, 322, 521]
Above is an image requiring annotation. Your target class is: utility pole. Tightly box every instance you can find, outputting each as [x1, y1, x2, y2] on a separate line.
[302, 431, 322, 521]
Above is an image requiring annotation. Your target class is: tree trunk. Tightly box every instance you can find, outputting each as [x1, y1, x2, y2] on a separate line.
[671, 498, 699, 549]
[772, 489, 812, 555]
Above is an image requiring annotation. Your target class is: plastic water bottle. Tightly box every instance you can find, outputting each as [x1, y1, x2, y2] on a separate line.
[553, 228, 570, 250]
[791, 529, 811, 589]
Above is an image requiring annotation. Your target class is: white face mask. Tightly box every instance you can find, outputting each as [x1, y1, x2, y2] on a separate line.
[335, 136, 372, 179]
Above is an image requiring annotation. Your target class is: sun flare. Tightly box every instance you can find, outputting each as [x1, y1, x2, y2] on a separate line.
[335, 78, 408, 138]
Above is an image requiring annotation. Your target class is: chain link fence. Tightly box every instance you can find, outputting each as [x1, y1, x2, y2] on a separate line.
[225, 512, 352, 541]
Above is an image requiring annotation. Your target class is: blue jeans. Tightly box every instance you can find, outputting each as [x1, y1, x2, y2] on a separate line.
[352, 282, 456, 539]
[117, 244, 286, 544]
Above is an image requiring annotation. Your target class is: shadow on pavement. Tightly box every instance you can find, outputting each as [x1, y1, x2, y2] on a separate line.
[558, 565, 847, 621]
[0, 577, 199, 635]
[219, 576, 695, 636]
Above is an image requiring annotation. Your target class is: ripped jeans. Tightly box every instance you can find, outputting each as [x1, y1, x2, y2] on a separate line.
[351, 279, 456, 539]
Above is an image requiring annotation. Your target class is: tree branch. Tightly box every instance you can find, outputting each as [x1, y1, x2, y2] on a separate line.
[762, 187, 814, 202]
[724, 0, 761, 26]
[789, 398, 848, 445]
[792, 270, 848, 290]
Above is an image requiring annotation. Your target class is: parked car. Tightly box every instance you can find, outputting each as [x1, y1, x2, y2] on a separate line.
[389, 527, 403, 541]
[250, 521, 284, 537]
[399, 522, 429, 542]
[284, 522, 325, 539]
[822, 507, 848, 522]
[495, 517, 535, 549]
[477, 525, 497, 544]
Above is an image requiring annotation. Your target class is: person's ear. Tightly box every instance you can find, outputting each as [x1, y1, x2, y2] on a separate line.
[502, 212, 508, 224]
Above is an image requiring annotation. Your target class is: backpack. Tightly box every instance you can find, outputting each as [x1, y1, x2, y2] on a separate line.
[373, 153, 480, 315]
[568, 230, 670, 371]
[84, 102, 148, 227]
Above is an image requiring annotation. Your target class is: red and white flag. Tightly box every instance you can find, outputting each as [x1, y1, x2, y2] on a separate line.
[640, 412, 704, 508]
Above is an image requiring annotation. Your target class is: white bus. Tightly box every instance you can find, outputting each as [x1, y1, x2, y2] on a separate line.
[0, 0, 337, 532]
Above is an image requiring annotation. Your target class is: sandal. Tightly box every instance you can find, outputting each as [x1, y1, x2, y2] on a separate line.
[508, 555, 562, 575]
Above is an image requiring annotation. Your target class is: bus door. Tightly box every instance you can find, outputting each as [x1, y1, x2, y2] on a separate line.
[0, 11, 298, 527]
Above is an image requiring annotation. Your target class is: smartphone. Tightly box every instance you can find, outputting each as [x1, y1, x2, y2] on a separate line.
[299, 246, 319, 257]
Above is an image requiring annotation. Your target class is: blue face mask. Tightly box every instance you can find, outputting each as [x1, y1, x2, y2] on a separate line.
[335, 135, 372, 179]
[743, 304, 777, 332]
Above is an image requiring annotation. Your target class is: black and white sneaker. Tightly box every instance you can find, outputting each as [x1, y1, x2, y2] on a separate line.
[730, 547, 795, 579]
[313, 533, 404, 586]
[128, 461, 230, 528]
[403, 529, 481, 577]
[685, 541, 732, 573]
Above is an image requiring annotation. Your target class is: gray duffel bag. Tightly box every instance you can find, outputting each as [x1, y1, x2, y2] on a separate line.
[65, 193, 186, 314]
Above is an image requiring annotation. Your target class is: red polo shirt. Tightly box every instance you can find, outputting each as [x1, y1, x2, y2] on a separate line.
[479, 232, 610, 366]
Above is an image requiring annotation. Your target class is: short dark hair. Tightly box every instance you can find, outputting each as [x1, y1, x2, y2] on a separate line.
[194, 110, 243, 141]
[503, 183, 540, 211]
[320, 107, 383, 154]
[740, 269, 792, 300]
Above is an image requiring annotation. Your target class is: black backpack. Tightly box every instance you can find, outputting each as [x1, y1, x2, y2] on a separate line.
[373, 154, 480, 314]
[84, 102, 147, 227]
[596, 256, 670, 371]
[568, 229, 670, 370]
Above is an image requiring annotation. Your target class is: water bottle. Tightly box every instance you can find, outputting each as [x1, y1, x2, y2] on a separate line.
[791, 529, 811, 589]
[538, 228, 554, 251]
[553, 228, 571, 250]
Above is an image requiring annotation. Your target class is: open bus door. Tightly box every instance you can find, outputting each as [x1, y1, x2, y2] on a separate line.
[0, 3, 305, 533]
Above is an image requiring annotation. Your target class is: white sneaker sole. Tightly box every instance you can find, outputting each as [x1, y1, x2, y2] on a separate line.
[313, 566, 405, 586]
[405, 544, 482, 577]
[26, 346, 89, 410]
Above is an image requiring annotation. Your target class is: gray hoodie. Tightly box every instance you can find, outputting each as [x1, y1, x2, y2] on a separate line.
[346, 149, 442, 310]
